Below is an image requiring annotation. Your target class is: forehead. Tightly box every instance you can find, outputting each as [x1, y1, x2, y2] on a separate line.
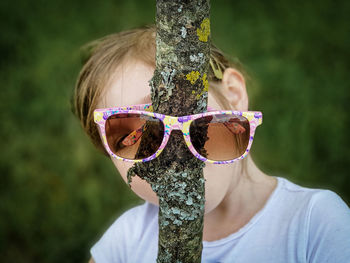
[97, 59, 154, 108]
[97, 59, 221, 110]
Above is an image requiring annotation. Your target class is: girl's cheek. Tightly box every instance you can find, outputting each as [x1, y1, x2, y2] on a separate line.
[203, 163, 234, 213]
[111, 159, 159, 205]
[128, 176, 159, 205]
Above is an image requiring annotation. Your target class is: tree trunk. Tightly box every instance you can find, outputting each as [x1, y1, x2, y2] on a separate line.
[127, 0, 210, 262]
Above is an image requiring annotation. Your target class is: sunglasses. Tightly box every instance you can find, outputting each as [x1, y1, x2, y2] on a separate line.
[94, 104, 263, 164]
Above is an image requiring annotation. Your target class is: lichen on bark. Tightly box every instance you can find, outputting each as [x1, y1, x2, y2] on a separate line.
[127, 0, 210, 262]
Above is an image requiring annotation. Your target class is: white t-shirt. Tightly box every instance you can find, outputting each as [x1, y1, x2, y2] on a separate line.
[91, 176, 350, 263]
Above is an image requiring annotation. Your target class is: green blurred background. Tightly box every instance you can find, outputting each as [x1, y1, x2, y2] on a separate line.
[1, 0, 349, 262]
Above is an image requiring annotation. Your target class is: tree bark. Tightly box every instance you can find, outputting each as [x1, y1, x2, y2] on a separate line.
[127, 0, 210, 262]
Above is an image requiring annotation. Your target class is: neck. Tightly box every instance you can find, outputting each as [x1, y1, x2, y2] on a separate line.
[202, 155, 277, 241]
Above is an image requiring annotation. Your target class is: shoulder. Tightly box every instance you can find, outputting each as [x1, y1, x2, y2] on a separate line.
[276, 176, 349, 213]
[307, 189, 350, 262]
[90, 202, 159, 263]
[275, 177, 343, 206]
[276, 177, 350, 262]
[275, 177, 350, 219]
[308, 188, 350, 221]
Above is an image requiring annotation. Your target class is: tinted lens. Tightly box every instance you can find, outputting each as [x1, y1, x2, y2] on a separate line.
[105, 113, 164, 160]
[189, 114, 250, 161]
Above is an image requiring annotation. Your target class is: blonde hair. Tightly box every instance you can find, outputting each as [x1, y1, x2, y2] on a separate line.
[72, 24, 251, 157]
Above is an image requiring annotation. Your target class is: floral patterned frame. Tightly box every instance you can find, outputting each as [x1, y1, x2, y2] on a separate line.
[94, 104, 263, 164]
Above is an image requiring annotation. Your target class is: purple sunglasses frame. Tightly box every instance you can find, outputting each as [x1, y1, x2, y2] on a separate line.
[94, 103, 263, 164]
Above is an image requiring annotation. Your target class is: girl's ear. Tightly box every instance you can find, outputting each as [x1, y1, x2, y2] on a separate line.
[221, 68, 249, 111]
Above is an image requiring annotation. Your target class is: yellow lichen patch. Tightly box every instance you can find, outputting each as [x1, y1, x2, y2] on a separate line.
[190, 73, 209, 99]
[186, 71, 200, 84]
[196, 91, 206, 100]
[197, 18, 210, 42]
[187, 72, 209, 99]
[202, 73, 209, 91]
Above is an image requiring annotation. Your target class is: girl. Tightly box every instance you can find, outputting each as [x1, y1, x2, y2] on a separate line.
[73, 25, 350, 263]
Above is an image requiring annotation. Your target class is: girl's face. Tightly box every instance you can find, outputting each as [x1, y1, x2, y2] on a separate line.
[97, 59, 246, 215]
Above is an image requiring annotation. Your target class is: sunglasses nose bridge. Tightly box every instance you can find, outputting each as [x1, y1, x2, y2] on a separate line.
[164, 116, 183, 132]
